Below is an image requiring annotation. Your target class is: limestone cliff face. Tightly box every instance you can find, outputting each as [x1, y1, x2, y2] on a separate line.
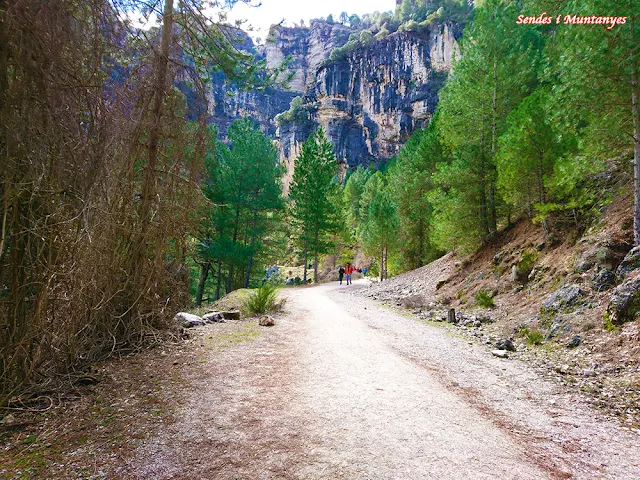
[274, 21, 461, 169]
[197, 21, 460, 175]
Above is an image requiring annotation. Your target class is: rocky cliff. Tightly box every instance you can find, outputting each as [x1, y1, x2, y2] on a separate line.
[198, 20, 461, 175]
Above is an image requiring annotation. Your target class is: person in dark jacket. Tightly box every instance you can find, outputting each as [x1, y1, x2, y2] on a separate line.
[338, 266, 345, 285]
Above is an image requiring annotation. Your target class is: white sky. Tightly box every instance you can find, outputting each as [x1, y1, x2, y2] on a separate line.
[125, 1, 396, 43]
[227, 0, 396, 42]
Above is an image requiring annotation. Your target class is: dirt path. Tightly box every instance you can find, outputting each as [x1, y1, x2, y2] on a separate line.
[138, 282, 640, 479]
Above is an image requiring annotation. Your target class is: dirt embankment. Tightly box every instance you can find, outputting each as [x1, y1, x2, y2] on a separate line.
[361, 193, 640, 426]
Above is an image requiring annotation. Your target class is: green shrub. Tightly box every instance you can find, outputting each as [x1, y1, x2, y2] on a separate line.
[603, 313, 618, 332]
[474, 289, 495, 308]
[517, 325, 545, 345]
[517, 249, 537, 279]
[274, 96, 308, 126]
[243, 283, 278, 316]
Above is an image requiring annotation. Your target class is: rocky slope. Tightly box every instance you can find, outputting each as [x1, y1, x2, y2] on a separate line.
[358, 191, 640, 426]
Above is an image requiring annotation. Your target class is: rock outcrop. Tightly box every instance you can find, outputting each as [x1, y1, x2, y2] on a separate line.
[193, 20, 461, 177]
[276, 21, 461, 169]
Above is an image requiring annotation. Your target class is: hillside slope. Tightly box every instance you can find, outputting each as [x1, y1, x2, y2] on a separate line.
[361, 192, 640, 426]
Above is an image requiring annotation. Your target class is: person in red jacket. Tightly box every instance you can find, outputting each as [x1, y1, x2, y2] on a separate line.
[344, 262, 356, 285]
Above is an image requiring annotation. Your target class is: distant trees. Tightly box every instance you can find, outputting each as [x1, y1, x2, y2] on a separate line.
[359, 175, 398, 281]
[289, 128, 343, 283]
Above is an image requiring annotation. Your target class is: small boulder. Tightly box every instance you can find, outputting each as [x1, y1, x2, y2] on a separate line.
[509, 265, 518, 282]
[258, 315, 275, 327]
[174, 312, 205, 328]
[606, 276, 640, 325]
[492, 349, 509, 358]
[222, 311, 241, 320]
[615, 245, 640, 282]
[1, 414, 17, 427]
[591, 268, 615, 292]
[447, 308, 456, 323]
[541, 284, 584, 315]
[203, 312, 225, 323]
[566, 335, 581, 349]
[494, 339, 516, 352]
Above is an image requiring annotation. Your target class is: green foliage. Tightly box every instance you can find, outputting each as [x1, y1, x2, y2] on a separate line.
[434, 0, 542, 249]
[388, 118, 444, 269]
[474, 290, 495, 308]
[603, 313, 619, 332]
[197, 118, 285, 301]
[242, 283, 279, 316]
[344, 166, 374, 230]
[517, 250, 537, 279]
[496, 88, 559, 217]
[289, 128, 343, 282]
[274, 96, 308, 126]
[517, 325, 545, 346]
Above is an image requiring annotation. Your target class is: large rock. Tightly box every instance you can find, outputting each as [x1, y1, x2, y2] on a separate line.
[541, 284, 584, 315]
[606, 276, 640, 325]
[591, 268, 615, 292]
[615, 245, 640, 282]
[277, 22, 462, 179]
[574, 245, 613, 273]
[174, 312, 205, 328]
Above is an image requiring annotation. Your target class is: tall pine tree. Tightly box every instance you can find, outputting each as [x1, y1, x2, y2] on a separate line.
[289, 128, 342, 283]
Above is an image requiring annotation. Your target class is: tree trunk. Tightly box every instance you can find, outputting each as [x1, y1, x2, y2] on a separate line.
[488, 57, 498, 236]
[0, 0, 7, 111]
[631, 9, 640, 246]
[313, 230, 319, 283]
[215, 257, 222, 300]
[195, 262, 210, 306]
[303, 251, 308, 283]
[244, 210, 258, 288]
[384, 246, 389, 280]
[632, 68, 640, 245]
[227, 206, 241, 294]
[314, 252, 318, 284]
[134, 0, 173, 276]
[379, 246, 384, 282]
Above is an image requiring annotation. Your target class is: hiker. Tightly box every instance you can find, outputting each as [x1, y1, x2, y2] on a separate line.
[338, 265, 345, 285]
[345, 262, 356, 285]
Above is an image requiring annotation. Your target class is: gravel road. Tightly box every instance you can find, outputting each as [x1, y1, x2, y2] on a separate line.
[139, 281, 640, 479]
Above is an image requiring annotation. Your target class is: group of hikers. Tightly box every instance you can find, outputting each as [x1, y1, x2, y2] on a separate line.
[337, 262, 367, 285]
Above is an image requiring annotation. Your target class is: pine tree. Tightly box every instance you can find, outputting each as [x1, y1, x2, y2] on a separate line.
[360, 188, 399, 281]
[388, 117, 445, 269]
[496, 88, 559, 225]
[546, 0, 640, 242]
[289, 128, 342, 283]
[436, 0, 542, 246]
[198, 118, 283, 300]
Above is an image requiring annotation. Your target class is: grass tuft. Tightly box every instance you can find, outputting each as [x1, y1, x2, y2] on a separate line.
[474, 289, 495, 308]
[242, 283, 278, 316]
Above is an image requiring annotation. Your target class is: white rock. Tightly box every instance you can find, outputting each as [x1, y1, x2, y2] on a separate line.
[174, 312, 205, 328]
[492, 349, 509, 358]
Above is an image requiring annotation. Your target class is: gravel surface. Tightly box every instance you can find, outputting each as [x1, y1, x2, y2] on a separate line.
[135, 281, 640, 479]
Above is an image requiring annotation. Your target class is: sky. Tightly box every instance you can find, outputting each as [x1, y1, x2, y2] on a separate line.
[226, 0, 396, 42]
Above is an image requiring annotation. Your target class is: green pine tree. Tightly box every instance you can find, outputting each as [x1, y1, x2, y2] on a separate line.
[289, 127, 342, 283]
